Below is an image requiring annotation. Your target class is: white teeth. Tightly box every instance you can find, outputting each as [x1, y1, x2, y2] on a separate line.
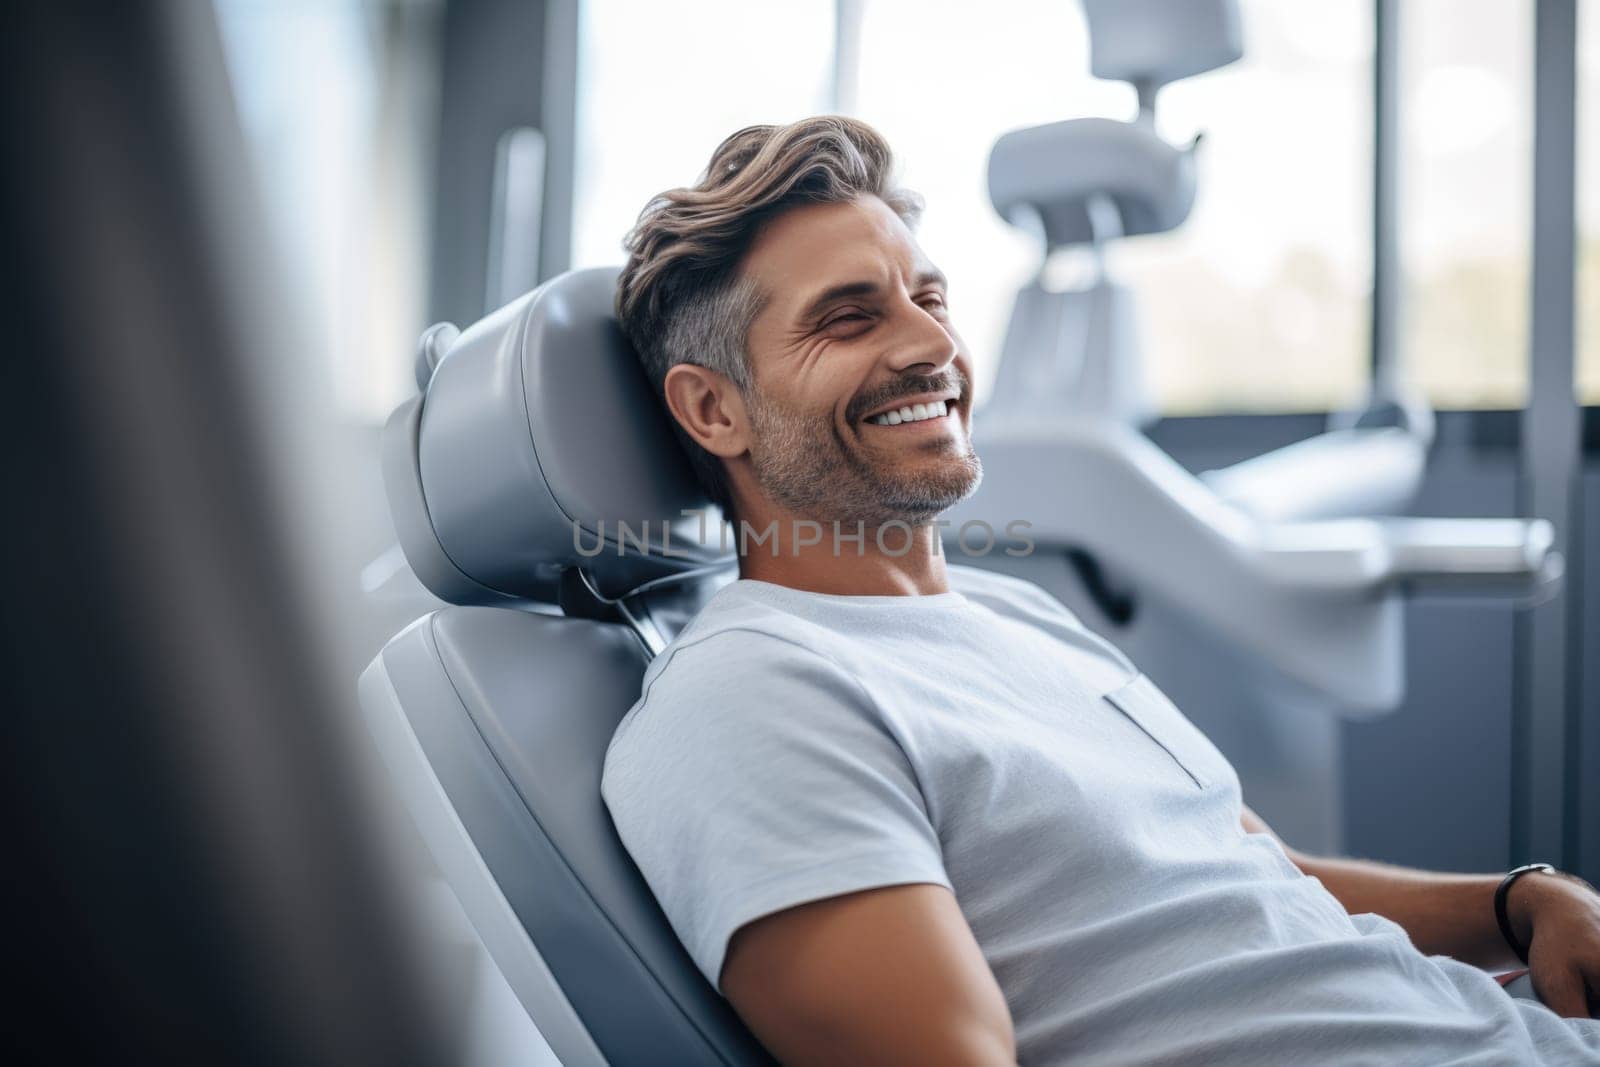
[867, 399, 955, 425]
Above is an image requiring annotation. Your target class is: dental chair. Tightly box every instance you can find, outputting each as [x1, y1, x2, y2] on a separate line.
[359, 264, 1556, 1061]
[359, 267, 765, 1065]
[949, 0, 1560, 851]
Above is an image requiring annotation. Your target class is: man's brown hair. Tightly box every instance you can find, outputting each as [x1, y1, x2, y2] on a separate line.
[614, 115, 923, 516]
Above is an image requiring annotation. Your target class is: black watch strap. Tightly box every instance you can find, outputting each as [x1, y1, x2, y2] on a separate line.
[1494, 863, 1554, 965]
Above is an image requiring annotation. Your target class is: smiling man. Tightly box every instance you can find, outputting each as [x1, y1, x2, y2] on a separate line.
[599, 116, 1600, 1065]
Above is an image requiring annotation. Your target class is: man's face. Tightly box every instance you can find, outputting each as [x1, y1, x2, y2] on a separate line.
[735, 194, 981, 526]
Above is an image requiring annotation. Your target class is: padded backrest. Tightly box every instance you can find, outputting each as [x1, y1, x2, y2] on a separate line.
[373, 606, 773, 1065]
[368, 269, 769, 1062]
[385, 266, 730, 606]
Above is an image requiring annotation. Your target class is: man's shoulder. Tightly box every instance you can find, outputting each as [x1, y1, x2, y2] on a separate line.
[649, 580, 848, 686]
[602, 591, 857, 776]
[645, 618, 842, 705]
[631, 568, 1084, 709]
[661, 578, 822, 650]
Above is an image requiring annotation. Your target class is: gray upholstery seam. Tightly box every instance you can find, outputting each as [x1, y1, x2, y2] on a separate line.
[425, 613, 741, 1064]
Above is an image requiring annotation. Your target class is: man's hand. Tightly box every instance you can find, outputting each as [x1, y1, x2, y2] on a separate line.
[1507, 871, 1600, 1019]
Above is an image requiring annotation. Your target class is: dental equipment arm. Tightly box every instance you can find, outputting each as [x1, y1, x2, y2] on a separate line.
[1201, 426, 1428, 522]
[1202, 394, 1438, 523]
[720, 883, 1017, 1066]
[948, 418, 1560, 716]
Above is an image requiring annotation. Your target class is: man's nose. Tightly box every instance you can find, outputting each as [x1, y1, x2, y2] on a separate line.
[884, 299, 959, 375]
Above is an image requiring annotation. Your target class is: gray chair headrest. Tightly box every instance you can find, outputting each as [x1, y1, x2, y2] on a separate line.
[988, 118, 1197, 248]
[1082, 0, 1243, 91]
[383, 266, 728, 606]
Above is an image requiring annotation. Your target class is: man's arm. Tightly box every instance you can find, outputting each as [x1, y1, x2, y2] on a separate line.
[1240, 805, 1513, 965]
[1241, 804, 1600, 1018]
[720, 882, 1017, 1066]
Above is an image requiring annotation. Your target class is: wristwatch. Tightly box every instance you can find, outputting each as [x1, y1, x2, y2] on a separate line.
[1494, 863, 1554, 965]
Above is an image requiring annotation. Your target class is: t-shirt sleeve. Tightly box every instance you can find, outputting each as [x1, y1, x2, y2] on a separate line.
[600, 628, 952, 993]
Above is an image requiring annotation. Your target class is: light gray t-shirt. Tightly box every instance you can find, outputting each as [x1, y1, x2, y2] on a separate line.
[601, 566, 1600, 1065]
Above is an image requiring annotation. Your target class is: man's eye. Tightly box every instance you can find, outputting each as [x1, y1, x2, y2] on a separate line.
[822, 311, 869, 329]
[921, 294, 948, 310]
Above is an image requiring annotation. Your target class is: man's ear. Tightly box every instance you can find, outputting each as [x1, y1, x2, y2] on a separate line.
[662, 363, 750, 459]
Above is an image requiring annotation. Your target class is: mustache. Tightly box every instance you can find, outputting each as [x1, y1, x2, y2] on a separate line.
[847, 369, 970, 424]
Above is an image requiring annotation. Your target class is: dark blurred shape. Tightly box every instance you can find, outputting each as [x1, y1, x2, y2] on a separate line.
[0, 2, 446, 1063]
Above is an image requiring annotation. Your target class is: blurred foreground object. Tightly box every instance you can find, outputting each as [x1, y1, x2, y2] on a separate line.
[0, 3, 447, 1062]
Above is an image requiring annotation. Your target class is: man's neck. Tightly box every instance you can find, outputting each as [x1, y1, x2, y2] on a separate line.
[731, 509, 951, 597]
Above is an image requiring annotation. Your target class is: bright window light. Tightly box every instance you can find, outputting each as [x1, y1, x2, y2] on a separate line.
[1400, 0, 1533, 410]
[570, 0, 835, 271]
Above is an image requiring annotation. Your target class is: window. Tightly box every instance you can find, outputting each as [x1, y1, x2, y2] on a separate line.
[1399, 0, 1533, 409]
[570, 0, 835, 270]
[1115, 1, 1374, 414]
[850, 0, 1374, 415]
[1580, 0, 1600, 404]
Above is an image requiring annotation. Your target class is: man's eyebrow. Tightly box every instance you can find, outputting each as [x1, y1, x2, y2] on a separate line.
[795, 268, 949, 323]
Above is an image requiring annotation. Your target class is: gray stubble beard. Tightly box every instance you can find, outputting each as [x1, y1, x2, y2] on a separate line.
[746, 391, 984, 531]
